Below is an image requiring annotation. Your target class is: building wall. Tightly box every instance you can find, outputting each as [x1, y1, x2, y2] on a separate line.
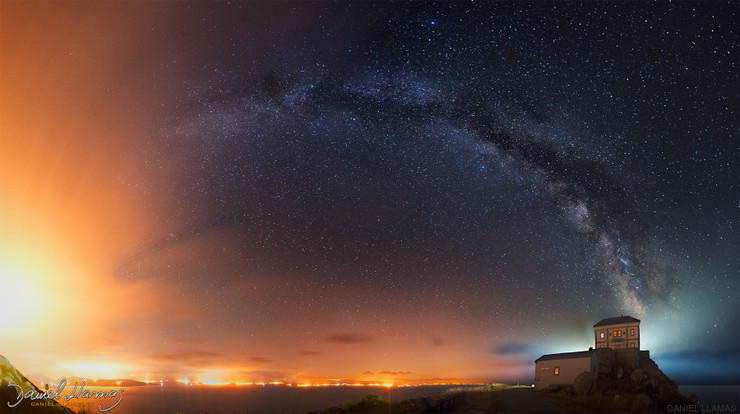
[534, 357, 591, 389]
[594, 322, 640, 349]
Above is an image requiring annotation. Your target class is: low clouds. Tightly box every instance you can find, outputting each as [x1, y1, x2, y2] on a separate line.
[431, 336, 447, 346]
[327, 333, 373, 344]
[362, 370, 411, 376]
[493, 342, 531, 355]
[248, 356, 272, 365]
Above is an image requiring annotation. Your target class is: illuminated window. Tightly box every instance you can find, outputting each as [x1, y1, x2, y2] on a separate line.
[614, 330, 622, 337]
[600, 332, 605, 339]
[554, 367, 560, 376]
[629, 343, 635, 348]
[630, 329, 635, 336]
[600, 345, 606, 348]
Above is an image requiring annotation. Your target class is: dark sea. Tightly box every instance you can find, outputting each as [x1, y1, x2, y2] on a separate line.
[56, 384, 467, 414]
[678, 385, 740, 409]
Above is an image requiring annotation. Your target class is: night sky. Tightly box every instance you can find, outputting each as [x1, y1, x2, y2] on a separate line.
[0, 1, 737, 385]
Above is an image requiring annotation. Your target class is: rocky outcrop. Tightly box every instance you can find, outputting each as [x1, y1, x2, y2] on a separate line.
[547, 348, 698, 413]
[1, 353, 39, 395]
[573, 371, 594, 396]
[0, 354, 74, 413]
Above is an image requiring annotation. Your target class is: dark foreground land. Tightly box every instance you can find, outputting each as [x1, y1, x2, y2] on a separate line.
[310, 384, 729, 413]
[444, 387, 593, 413]
[309, 385, 596, 413]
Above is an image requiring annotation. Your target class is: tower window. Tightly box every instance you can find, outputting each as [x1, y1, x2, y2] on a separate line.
[554, 367, 560, 376]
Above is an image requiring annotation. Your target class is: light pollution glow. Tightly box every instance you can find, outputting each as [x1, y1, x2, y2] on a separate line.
[1, 1, 737, 388]
[0, 4, 533, 383]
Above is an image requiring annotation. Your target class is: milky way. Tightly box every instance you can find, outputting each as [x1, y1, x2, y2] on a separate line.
[3, 0, 737, 384]
[124, 66, 674, 317]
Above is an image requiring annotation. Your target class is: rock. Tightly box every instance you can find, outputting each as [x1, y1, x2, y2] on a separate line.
[573, 371, 594, 396]
[630, 367, 648, 387]
[0, 354, 75, 413]
[592, 348, 617, 379]
[615, 348, 643, 373]
[630, 393, 653, 412]
[657, 383, 681, 404]
[560, 385, 574, 396]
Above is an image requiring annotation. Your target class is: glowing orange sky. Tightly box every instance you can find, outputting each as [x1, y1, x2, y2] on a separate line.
[0, 3, 536, 385]
[4, 1, 731, 388]
[1, 2, 175, 382]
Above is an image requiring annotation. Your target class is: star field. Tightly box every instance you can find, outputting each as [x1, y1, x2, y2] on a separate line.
[0, 1, 737, 384]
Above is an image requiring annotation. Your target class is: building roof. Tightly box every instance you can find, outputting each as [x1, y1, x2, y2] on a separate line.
[535, 350, 594, 362]
[593, 316, 640, 327]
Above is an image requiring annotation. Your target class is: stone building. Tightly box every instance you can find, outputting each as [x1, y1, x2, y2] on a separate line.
[593, 316, 640, 349]
[534, 315, 645, 389]
[534, 350, 594, 389]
